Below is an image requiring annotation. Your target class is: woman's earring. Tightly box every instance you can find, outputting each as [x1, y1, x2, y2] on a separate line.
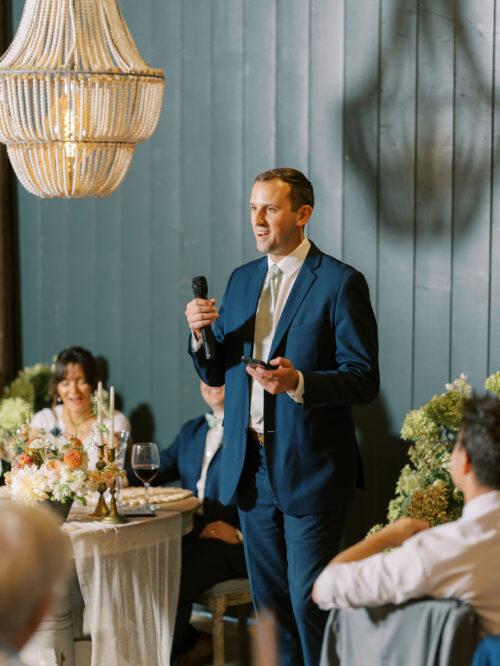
[56, 395, 63, 404]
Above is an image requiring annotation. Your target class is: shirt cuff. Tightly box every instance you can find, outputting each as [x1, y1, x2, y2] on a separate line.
[287, 370, 304, 403]
[191, 333, 203, 353]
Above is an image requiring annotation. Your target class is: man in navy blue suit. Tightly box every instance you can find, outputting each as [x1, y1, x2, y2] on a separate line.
[185, 168, 379, 665]
[130, 381, 246, 666]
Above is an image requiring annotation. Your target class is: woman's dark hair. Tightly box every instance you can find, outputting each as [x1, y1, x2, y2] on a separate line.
[49, 347, 98, 402]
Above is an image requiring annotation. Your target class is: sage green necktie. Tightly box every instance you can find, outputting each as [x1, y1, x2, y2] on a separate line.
[254, 264, 283, 360]
[251, 264, 283, 429]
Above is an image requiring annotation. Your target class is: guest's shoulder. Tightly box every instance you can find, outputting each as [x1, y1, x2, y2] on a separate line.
[231, 256, 267, 281]
[311, 244, 360, 280]
[179, 414, 207, 437]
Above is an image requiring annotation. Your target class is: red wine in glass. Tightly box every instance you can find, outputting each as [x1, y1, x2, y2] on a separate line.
[131, 443, 160, 510]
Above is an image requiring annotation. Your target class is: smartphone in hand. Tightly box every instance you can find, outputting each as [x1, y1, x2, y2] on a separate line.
[241, 356, 274, 370]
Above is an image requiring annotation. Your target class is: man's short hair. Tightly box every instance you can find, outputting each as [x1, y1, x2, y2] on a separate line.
[0, 502, 71, 645]
[460, 395, 500, 489]
[254, 168, 314, 211]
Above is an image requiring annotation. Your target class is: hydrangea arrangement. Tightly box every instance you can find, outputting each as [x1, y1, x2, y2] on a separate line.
[4, 427, 90, 505]
[0, 363, 51, 462]
[373, 372, 500, 531]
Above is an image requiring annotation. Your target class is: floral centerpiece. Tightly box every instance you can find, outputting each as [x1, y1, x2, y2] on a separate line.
[372, 371, 500, 532]
[0, 363, 51, 464]
[4, 427, 90, 507]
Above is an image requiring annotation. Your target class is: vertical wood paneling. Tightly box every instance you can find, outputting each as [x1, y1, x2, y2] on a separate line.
[10, 0, 500, 532]
[309, 0, 344, 257]
[18, 190, 42, 364]
[377, 0, 417, 428]
[413, 1, 454, 406]
[40, 200, 69, 356]
[92, 190, 122, 388]
[180, 1, 213, 423]
[491, 0, 500, 374]
[451, 0, 494, 387]
[276, 0, 309, 172]
[65, 200, 96, 351]
[211, 0, 244, 299]
[119, 0, 154, 424]
[342, 0, 383, 536]
[242, 0, 277, 262]
[343, 0, 380, 295]
[150, 0, 184, 444]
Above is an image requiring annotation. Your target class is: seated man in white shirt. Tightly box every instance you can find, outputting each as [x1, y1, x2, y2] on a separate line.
[0, 502, 70, 666]
[313, 394, 500, 636]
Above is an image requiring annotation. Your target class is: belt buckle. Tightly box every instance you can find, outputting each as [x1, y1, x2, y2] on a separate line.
[249, 429, 265, 445]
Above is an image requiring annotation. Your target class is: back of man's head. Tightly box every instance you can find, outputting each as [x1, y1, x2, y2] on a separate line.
[460, 395, 500, 490]
[0, 502, 71, 649]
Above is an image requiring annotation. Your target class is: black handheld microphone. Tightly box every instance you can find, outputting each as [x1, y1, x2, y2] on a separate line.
[192, 276, 216, 360]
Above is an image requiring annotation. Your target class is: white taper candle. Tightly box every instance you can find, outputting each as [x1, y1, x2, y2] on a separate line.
[109, 386, 115, 448]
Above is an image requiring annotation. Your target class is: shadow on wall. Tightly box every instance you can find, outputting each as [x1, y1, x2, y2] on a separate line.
[344, 0, 493, 237]
[342, 396, 408, 547]
[130, 403, 156, 444]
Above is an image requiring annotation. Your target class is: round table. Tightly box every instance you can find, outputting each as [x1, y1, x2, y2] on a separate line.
[21, 498, 199, 666]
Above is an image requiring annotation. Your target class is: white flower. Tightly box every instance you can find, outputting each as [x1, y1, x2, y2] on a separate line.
[445, 374, 472, 397]
[29, 436, 48, 449]
[10, 465, 48, 504]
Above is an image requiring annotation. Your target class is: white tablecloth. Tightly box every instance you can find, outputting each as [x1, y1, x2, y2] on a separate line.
[21, 499, 199, 666]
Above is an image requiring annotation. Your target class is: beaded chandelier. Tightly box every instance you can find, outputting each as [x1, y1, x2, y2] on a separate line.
[0, 0, 165, 198]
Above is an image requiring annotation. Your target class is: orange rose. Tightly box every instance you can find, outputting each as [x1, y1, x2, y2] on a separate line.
[63, 449, 84, 470]
[45, 458, 61, 471]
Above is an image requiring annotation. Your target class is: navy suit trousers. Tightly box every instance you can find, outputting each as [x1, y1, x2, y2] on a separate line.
[237, 439, 347, 666]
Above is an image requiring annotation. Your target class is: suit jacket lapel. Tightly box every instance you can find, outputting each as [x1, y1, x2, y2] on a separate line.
[268, 243, 322, 361]
[193, 421, 209, 477]
[243, 258, 268, 358]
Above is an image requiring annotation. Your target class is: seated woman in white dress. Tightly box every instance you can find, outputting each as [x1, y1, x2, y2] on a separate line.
[31, 347, 131, 470]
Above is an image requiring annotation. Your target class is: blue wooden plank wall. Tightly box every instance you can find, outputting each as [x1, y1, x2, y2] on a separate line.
[10, 0, 500, 534]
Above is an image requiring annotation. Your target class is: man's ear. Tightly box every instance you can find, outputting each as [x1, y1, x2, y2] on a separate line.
[462, 447, 473, 475]
[296, 205, 313, 228]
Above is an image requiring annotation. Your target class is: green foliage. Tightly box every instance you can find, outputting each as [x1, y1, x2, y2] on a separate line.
[485, 372, 500, 398]
[378, 373, 498, 531]
[0, 363, 52, 464]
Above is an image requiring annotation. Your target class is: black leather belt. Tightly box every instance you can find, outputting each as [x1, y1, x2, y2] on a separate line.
[247, 428, 265, 445]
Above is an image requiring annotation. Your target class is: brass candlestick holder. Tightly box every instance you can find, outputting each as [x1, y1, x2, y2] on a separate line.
[101, 446, 128, 524]
[92, 441, 110, 518]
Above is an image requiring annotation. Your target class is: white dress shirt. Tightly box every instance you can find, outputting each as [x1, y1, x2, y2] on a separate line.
[249, 237, 310, 432]
[191, 237, 311, 434]
[313, 490, 500, 636]
[196, 413, 223, 502]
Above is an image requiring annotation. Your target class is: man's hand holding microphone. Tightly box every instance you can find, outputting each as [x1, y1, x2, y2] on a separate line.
[187, 276, 299, 394]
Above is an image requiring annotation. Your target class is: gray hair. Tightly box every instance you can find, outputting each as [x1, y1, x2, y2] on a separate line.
[0, 502, 71, 644]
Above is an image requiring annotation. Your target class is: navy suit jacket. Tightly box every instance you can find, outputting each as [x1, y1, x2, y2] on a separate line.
[154, 415, 239, 527]
[190, 241, 379, 515]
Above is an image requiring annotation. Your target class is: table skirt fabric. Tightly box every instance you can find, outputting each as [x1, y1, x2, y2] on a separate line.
[72, 515, 183, 666]
[21, 507, 186, 666]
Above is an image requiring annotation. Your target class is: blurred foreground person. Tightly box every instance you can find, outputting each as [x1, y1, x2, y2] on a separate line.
[0, 502, 71, 665]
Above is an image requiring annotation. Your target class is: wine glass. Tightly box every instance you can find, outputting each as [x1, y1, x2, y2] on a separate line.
[131, 443, 160, 511]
